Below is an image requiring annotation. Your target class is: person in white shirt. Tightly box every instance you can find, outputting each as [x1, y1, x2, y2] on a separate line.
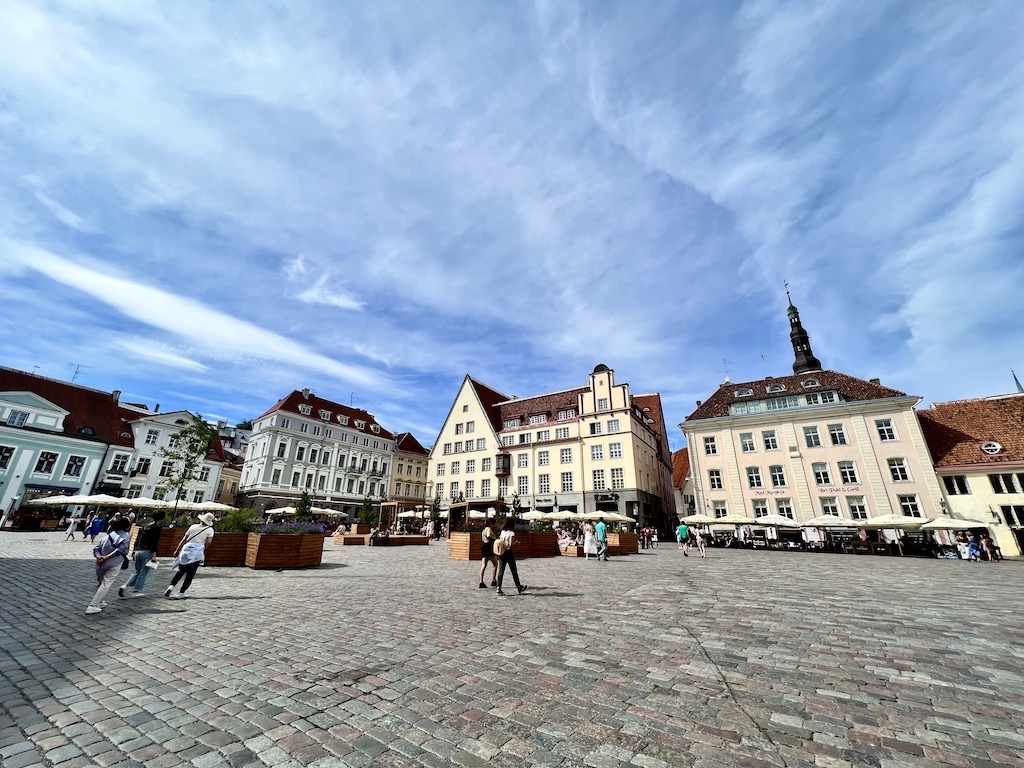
[495, 518, 528, 596]
[164, 513, 215, 600]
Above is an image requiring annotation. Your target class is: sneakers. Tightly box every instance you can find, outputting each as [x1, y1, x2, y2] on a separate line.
[478, 582, 487, 588]
[171, 593, 187, 600]
[128, 592, 146, 598]
[683, 552, 688, 557]
[495, 589, 506, 596]
[164, 587, 173, 598]
[517, 584, 528, 594]
[490, 580, 497, 587]
[85, 606, 102, 614]
[118, 587, 126, 598]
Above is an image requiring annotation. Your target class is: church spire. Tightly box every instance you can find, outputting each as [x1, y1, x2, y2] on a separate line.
[785, 284, 822, 374]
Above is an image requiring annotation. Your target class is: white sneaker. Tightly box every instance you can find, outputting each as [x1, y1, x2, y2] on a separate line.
[164, 587, 173, 598]
[85, 606, 102, 614]
[128, 592, 146, 598]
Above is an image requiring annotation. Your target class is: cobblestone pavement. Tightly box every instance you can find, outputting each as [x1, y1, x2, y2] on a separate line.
[1, 533, 1023, 768]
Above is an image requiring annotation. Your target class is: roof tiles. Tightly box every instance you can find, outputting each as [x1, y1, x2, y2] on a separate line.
[919, 394, 1024, 467]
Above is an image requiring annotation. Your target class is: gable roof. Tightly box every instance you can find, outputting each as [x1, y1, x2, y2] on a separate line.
[394, 432, 429, 457]
[671, 448, 690, 489]
[495, 387, 588, 427]
[0, 367, 139, 447]
[258, 390, 395, 440]
[685, 370, 909, 421]
[467, 377, 511, 433]
[918, 393, 1024, 467]
[633, 393, 672, 465]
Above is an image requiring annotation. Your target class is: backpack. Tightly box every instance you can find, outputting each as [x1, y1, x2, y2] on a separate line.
[492, 536, 507, 556]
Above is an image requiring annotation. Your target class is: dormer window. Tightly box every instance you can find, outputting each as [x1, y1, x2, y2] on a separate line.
[298, 405, 312, 415]
[337, 415, 349, 425]
[503, 418, 521, 430]
[354, 420, 365, 429]
[319, 409, 331, 420]
[766, 384, 786, 393]
[734, 388, 754, 398]
[982, 441, 1003, 455]
[371, 424, 380, 434]
[802, 378, 821, 388]
[6, 410, 29, 427]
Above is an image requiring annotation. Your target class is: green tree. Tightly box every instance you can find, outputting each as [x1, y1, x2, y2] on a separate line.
[430, 493, 441, 523]
[358, 494, 375, 525]
[295, 490, 314, 522]
[235, 419, 253, 430]
[160, 414, 218, 516]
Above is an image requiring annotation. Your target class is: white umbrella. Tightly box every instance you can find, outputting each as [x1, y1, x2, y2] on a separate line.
[265, 506, 298, 515]
[27, 494, 91, 506]
[750, 514, 803, 529]
[193, 500, 235, 511]
[603, 512, 635, 523]
[397, 510, 419, 518]
[711, 514, 757, 525]
[549, 510, 580, 521]
[680, 514, 717, 524]
[854, 514, 929, 530]
[920, 517, 989, 531]
[520, 511, 548, 521]
[802, 515, 856, 528]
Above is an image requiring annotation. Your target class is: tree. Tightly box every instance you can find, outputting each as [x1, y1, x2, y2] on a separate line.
[160, 414, 218, 516]
[235, 419, 253, 430]
[295, 490, 314, 522]
[430, 493, 441, 522]
[358, 495, 375, 525]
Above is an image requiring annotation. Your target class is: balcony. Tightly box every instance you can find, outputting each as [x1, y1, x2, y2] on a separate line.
[494, 453, 511, 477]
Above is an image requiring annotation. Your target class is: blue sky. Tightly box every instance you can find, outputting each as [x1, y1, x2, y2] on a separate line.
[2, 1, 1023, 450]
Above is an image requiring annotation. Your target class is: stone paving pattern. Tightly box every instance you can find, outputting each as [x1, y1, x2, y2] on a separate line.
[1, 533, 1023, 768]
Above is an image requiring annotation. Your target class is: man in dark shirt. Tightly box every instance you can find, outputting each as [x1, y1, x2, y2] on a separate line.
[119, 510, 165, 598]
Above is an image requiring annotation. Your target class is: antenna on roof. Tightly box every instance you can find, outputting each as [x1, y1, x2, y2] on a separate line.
[721, 358, 733, 384]
[68, 362, 91, 383]
[350, 392, 359, 407]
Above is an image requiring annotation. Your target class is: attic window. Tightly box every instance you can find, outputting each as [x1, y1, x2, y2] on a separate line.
[981, 441, 1003, 455]
[319, 409, 331, 420]
[802, 379, 821, 388]
[766, 384, 786, 393]
[76, 426, 96, 436]
[298, 405, 312, 416]
[734, 388, 754, 398]
[354, 420, 365, 429]
[337, 415, 349, 425]
[370, 424, 380, 434]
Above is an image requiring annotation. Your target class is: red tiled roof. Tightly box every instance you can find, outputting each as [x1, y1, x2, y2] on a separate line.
[0, 367, 138, 447]
[685, 370, 908, 420]
[467, 377, 511, 433]
[918, 393, 1024, 467]
[258, 390, 395, 439]
[671, 448, 690, 488]
[495, 388, 587, 428]
[394, 432, 429, 457]
[634, 393, 671, 466]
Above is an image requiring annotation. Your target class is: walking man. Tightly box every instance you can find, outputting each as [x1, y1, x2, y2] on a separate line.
[595, 517, 608, 561]
[119, 511, 165, 598]
[676, 520, 689, 555]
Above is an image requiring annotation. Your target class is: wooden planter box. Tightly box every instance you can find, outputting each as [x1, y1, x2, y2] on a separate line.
[449, 532, 482, 561]
[529, 531, 559, 558]
[448, 531, 556, 560]
[245, 533, 324, 569]
[128, 525, 186, 557]
[204, 532, 248, 567]
[607, 532, 638, 554]
[350, 524, 373, 534]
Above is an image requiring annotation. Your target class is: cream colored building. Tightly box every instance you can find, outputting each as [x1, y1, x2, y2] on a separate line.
[391, 432, 430, 507]
[428, 365, 676, 528]
[918, 393, 1024, 557]
[680, 298, 943, 527]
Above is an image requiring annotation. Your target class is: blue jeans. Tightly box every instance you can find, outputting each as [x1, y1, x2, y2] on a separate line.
[597, 539, 608, 560]
[125, 550, 153, 592]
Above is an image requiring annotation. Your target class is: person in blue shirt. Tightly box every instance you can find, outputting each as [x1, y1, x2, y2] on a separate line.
[595, 518, 608, 561]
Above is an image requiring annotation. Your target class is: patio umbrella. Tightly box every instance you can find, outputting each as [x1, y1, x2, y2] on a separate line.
[397, 510, 419, 518]
[520, 511, 548, 521]
[680, 514, 717, 524]
[193, 500, 235, 511]
[549, 510, 579, 521]
[711, 514, 757, 525]
[27, 494, 93, 506]
[265, 506, 298, 515]
[750, 514, 803, 529]
[920, 517, 989, 530]
[82, 494, 136, 507]
[854, 515, 928, 530]
[802, 515, 856, 528]
[601, 512, 634, 523]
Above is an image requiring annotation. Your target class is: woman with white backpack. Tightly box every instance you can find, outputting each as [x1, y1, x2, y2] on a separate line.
[164, 513, 216, 600]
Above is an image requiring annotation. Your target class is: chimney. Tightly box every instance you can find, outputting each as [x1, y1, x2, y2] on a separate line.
[154, 403, 160, 413]
[869, 378, 880, 385]
[301, 388, 310, 399]
[112, 390, 121, 402]
[696, 400, 702, 407]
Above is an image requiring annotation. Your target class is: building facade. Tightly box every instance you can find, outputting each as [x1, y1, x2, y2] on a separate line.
[391, 432, 430, 506]
[680, 299, 943, 525]
[671, 447, 694, 518]
[428, 365, 676, 528]
[240, 389, 396, 515]
[918, 393, 1024, 557]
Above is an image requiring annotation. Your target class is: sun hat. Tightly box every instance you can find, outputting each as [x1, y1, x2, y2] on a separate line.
[197, 512, 216, 526]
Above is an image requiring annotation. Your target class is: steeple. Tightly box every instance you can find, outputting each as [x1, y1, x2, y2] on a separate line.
[785, 284, 822, 374]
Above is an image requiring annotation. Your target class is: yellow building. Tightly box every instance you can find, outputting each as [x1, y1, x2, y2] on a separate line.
[918, 393, 1024, 557]
[390, 432, 430, 508]
[428, 365, 676, 529]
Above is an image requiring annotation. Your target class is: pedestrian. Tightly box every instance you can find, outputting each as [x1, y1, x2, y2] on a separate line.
[85, 518, 132, 614]
[676, 520, 688, 552]
[595, 517, 608, 561]
[479, 518, 499, 588]
[967, 533, 981, 562]
[119, 511, 165, 598]
[88, 513, 106, 543]
[651, 529, 659, 549]
[65, 512, 80, 541]
[164, 512, 216, 600]
[691, 528, 706, 558]
[583, 520, 598, 560]
[106, 511, 123, 533]
[494, 518, 527, 596]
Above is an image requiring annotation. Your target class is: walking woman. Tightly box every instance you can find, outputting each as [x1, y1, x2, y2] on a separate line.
[164, 513, 215, 599]
[583, 521, 598, 560]
[495, 518, 528, 596]
[86, 518, 132, 614]
[479, 518, 498, 588]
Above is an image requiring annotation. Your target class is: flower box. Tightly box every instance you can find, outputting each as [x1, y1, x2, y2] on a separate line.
[245, 532, 324, 569]
[607, 532, 638, 554]
[203, 532, 249, 567]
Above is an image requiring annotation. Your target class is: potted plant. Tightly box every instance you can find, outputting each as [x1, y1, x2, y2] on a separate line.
[246, 520, 325, 569]
[205, 508, 257, 567]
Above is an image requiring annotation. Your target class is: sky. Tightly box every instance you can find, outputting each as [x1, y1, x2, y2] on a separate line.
[2, 1, 1023, 451]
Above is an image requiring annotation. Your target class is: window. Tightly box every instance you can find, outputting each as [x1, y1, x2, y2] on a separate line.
[899, 494, 921, 517]
[135, 458, 151, 475]
[466, 459, 475, 473]
[465, 480, 474, 498]
[558, 409, 576, 420]
[316, 475, 325, 490]
[443, 443, 452, 455]
[322, 452, 330, 466]
[762, 430, 778, 451]
[609, 442, 623, 459]
[145, 429, 160, 445]
[876, 419, 897, 441]
[838, 461, 858, 484]
[775, 498, 794, 519]
[6, 410, 28, 427]
[828, 424, 848, 446]
[821, 497, 839, 516]
[848, 496, 867, 520]
[305, 474, 313, 488]
[708, 469, 723, 490]
[597, 397, 609, 411]
[347, 478, 355, 492]
[126, 485, 143, 499]
[296, 446, 306, 461]
[529, 414, 547, 425]
[740, 433, 755, 453]
[989, 474, 1019, 494]
[752, 500, 768, 517]
[820, 391, 836, 403]
[560, 472, 573, 492]
[735, 388, 754, 397]
[436, 463, 445, 476]
[298, 405, 312, 415]
[560, 448, 572, 464]
[888, 458, 910, 482]
[190, 491, 203, 503]
[312, 426, 321, 436]
[533, 430, 548, 442]
[593, 469, 606, 490]
[501, 436, 515, 447]
[517, 454, 528, 468]
[611, 468, 624, 489]
[981, 441, 1002, 455]
[602, 419, 617, 434]
[0, 446, 14, 469]
[805, 393, 820, 405]
[462, 404, 469, 413]
[589, 422, 602, 435]
[272, 468, 282, 484]
[455, 423, 464, 435]
[767, 384, 786, 393]
[111, 454, 130, 474]
[481, 479, 491, 496]
[769, 465, 786, 487]
[999, 505, 1024, 526]
[291, 471, 301, 487]
[942, 475, 970, 495]
[63, 455, 86, 477]
[299, 423, 309, 434]
[503, 418, 521, 429]
[802, 378, 820, 388]
[591, 445, 603, 461]
[451, 461, 460, 475]
[555, 427, 570, 440]
[746, 467, 762, 489]
[309, 448, 319, 464]
[466, 421, 475, 433]
[519, 433, 532, 445]
[158, 460, 173, 477]
[804, 426, 821, 448]
[277, 441, 287, 458]
[198, 466, 211, 482]
[812, 462, 831, 485]
[454, 441, 464, 453]
[325, 428, 333, 438]
[280, 417, 291, 429]
[518, 476, 529, 495]
[704, 436, 718, 456]
[713, 501, 728, 518]
[482, 458, 492, 472]
[477, 438, 486, 451]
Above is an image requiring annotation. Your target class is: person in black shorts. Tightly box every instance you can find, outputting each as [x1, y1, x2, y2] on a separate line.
[479, 518, 498, 588]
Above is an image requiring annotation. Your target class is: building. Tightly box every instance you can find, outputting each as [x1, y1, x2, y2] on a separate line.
[427, 365, 676, 528]
[390, 432, 430, 507]
[680, 296, 943, 525]
[918, 392, 1024, 557]
[0, 367, 141, 520]
[239, 388, 396, 515]
[671, 447, 694, 518]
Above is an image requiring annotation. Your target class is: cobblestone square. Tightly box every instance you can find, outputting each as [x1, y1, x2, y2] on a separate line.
[1, 533, 1022, 767]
